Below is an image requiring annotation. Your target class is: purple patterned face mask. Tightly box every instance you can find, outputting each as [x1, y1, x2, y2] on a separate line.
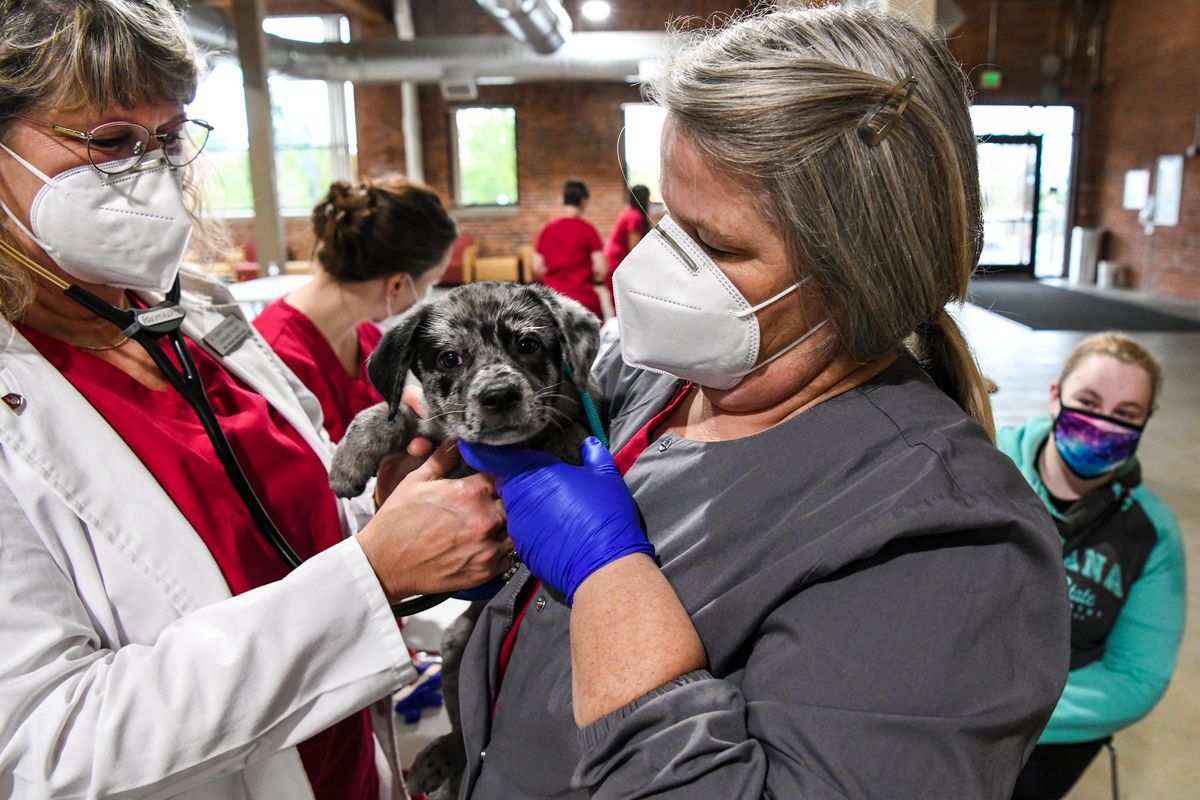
[1053, 405, 1144, 479]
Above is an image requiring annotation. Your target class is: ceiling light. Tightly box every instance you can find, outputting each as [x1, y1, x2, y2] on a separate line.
[581, 1, 611, 23]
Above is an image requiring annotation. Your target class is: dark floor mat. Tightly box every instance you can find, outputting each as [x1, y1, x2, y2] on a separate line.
[967, 278, 1200, 332]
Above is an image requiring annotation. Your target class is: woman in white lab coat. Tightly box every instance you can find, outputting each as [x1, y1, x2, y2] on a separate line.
[0, 2, 510, 798]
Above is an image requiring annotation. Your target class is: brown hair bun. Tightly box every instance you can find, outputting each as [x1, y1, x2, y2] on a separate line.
[310, 175, 457, 284]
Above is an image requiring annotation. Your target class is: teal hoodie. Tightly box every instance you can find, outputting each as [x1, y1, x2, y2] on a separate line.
[998, 416, 1187, 744]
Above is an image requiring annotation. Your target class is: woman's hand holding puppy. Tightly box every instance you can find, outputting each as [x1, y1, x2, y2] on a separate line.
[358, 439, 511, 603]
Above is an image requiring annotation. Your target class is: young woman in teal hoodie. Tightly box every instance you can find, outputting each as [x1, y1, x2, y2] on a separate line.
[1000, 333, 1187, 800]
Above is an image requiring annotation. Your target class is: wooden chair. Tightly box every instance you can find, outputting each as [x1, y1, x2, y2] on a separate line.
[518, 245, 535, 283]
[468, 255, 522, 283]
[283, 260, 315, 275]
[440, 235, 478, 286]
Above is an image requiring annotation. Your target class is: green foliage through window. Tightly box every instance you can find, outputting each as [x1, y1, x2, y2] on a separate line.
[454, 107, 518, 207]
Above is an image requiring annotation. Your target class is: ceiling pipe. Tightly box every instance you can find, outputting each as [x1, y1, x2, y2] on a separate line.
[474, 0, 573, 55]
[186, 7, 664, 85]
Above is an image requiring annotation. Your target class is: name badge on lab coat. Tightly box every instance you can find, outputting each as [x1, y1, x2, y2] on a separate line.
[203, 315, 252, 357]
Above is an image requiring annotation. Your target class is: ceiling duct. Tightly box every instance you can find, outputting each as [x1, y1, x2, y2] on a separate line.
[185, 6, 664, 85]
[474, 0, 573, 55]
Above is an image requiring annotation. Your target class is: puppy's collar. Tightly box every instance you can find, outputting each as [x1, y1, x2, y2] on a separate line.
[561, 356, 609, 449]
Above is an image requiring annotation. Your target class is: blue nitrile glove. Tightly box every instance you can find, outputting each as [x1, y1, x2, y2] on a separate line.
[457, 436, 655, 605]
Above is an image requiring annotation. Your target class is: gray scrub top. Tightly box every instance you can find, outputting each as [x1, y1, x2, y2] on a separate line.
[457, 347, 1070, 799]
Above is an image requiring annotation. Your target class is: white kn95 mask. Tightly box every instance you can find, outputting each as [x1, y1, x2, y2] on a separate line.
[0, 143, 193, 293]
[612, 214, 827, 390]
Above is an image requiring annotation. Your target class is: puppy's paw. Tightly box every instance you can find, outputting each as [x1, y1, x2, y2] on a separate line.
[329, 461, 370, 499]
[330, 403, 417, 497]
[406, 731, 466, 795]
[428, 782, 460, 800]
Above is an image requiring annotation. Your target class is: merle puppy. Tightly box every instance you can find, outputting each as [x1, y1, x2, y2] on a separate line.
[330, 281, 601, 497]
[329, 281, 601, 800]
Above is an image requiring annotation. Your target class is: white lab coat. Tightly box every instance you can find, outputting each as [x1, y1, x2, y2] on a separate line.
[0, 270, 417, 799]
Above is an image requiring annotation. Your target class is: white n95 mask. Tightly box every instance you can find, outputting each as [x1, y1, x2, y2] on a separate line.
[0, 143, 193, 293]
[612, 214, 827, 390]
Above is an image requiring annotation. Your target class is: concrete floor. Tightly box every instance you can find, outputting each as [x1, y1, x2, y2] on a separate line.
[399, 280, 1199, 797]
[960, 282, 1199, 799]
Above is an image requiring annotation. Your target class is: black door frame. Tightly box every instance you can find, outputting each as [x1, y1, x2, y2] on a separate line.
[976, 133, 1044, 275]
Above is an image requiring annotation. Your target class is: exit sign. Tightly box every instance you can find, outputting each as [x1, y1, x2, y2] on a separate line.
[979, 68, 1004, 90]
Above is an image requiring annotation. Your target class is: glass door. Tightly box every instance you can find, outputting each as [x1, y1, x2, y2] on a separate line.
[977, 134, 1042, 273]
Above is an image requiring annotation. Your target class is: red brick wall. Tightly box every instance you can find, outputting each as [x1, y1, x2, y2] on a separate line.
[933, 0, 1200, 299]
[945, 0, 1093, 107]
[405, 81, 641, 258]
[355, 0, 1097, 262]
[249, 0, 1199, 300]
[351, 18, 409, 177]
[264, 0, 1099, 266]
[223, 216, 316, 265]
[1079, 0, 1200, 299]
[383, 1, 758, 258]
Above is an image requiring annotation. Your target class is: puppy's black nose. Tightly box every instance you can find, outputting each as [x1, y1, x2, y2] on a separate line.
[478, 384, 522, 413]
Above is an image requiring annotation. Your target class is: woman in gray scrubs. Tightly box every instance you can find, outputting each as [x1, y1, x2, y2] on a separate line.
[455, 5, 1071, 798]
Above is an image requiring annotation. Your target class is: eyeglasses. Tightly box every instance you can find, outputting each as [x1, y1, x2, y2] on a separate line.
[14, 116, 214, 175]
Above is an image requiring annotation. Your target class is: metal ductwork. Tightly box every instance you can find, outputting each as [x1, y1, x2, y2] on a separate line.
[474, 0, 573, 55]
[186, 6, 664, 85]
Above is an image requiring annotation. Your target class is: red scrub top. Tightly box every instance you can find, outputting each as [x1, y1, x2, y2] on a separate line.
[254, 298, 384, 443]
[20, 325, 379, 800]
[534, 216, 604, 318]
[602, 206, 649, 297]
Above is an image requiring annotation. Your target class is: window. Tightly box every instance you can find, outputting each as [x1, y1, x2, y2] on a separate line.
[622, 103, 666, 203]
[451, 107, 518, 207]
[191, 60, 254, 215]
[188, 15, 357, 217]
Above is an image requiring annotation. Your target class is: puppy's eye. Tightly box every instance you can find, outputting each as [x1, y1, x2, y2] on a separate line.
[438, 351, 463, 369]
[516, 336, 542, 355]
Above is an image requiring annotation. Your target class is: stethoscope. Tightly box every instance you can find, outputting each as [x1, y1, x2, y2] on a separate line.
[0, 239, 450, 615]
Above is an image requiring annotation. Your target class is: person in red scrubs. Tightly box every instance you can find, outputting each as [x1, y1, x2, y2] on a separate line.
[601, 184, 651, 301]
[254, 176, 457, 442]
[532, 179, 607, 319]
[0, 4, 510, 798]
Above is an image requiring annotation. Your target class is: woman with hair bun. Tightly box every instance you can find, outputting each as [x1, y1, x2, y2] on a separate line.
[254, 175, 458, 442]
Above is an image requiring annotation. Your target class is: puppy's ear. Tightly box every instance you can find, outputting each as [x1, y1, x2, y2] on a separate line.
[526, 285, 600, 388]
[368, 303, 432, 420]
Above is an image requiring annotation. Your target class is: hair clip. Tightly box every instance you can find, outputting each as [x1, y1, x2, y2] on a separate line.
[857, 74, 918, 147]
